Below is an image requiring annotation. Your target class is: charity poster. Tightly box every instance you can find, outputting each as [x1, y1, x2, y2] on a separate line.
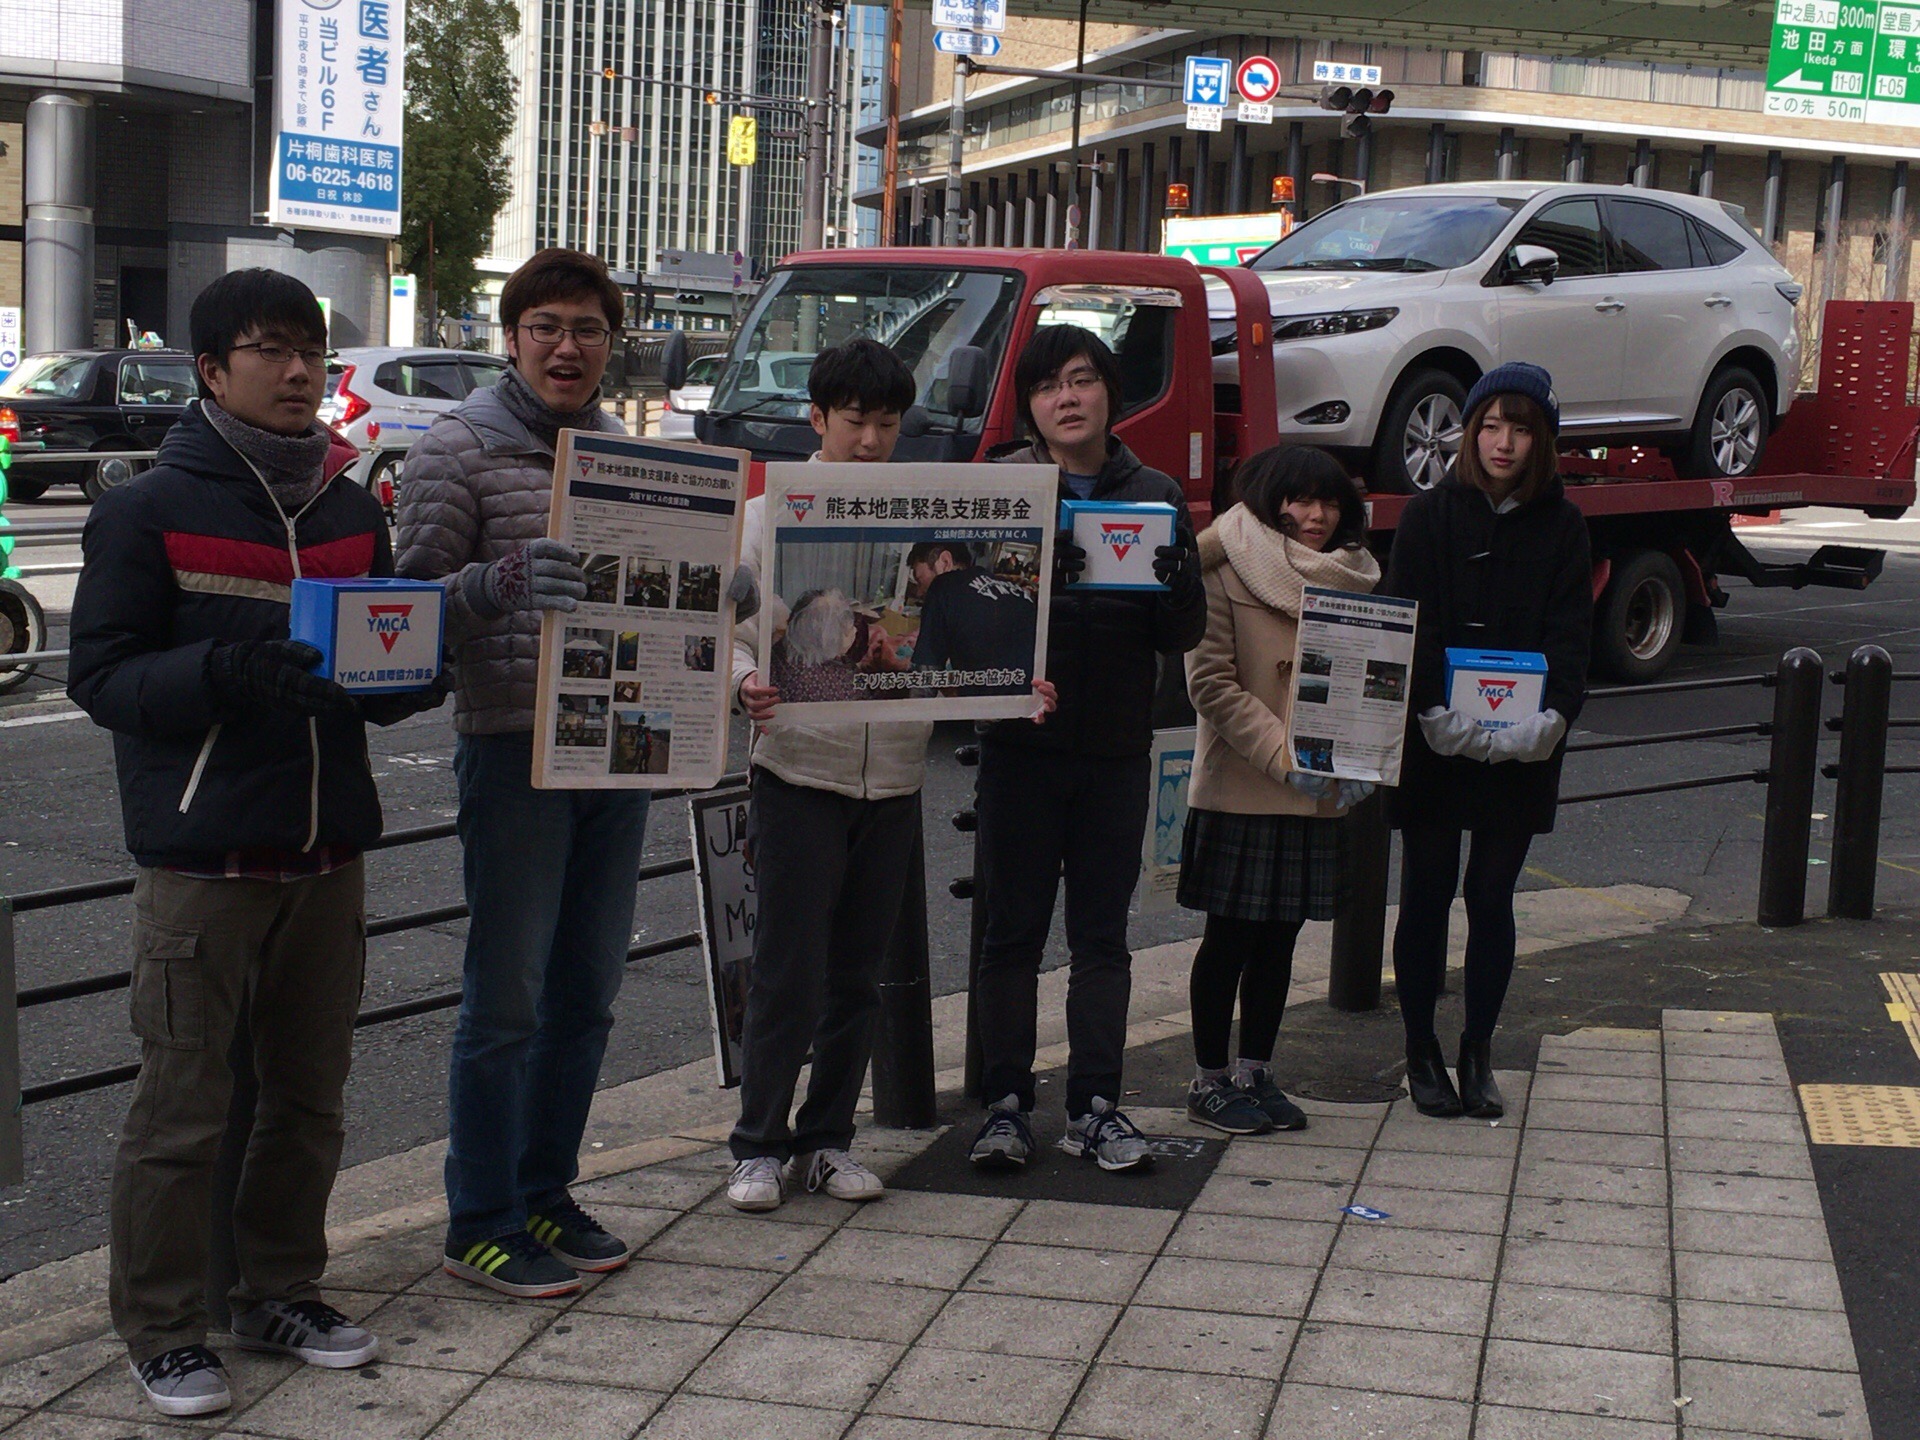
[758, 463, 1057, 723]
[1286, 585, 1418, 786]
[531, 431, 747, 789]
[688, 787, 755, 1088]
[1139, 726, 1197, 915]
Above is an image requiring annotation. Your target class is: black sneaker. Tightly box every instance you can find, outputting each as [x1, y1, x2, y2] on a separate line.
[444, 1228, 583, 1298]
[1237, 1066, 1310, 1131]
[528, 1195, 632, 1273]
[969, 1095, 1036, 1170]
[130, 1344, 230, 1418]
[1188, 1077, 1274, 1135]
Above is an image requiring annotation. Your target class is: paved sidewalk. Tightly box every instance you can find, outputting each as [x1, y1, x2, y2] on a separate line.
[0, 1005, 1867, 1440]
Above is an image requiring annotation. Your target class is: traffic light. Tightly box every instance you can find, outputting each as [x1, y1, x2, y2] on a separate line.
[1165, 182, 1190, 213]
[1319, 84, 1393, 138]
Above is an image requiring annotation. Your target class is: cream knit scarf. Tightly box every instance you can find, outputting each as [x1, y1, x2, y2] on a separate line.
[1211, 502, 1381, 615]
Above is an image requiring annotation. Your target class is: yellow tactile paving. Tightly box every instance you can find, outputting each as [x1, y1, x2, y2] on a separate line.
[1799, 1083, 1920, 1147]
[1879, 973, 1920, 1064]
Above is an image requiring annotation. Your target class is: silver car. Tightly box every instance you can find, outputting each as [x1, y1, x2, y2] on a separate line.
[1216, 182, 1803, 491]
[320, 346, 510, 509]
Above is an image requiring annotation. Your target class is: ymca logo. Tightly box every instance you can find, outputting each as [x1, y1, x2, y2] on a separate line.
[366, 603, 415, 654]
[1476, 677, 1518, 710]
[1099, 522, 1145, 562]
[785, 493, 816, 522]
[576, 455, 595, 480]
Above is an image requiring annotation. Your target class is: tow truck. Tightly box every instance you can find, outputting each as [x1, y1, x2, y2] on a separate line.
[686, 247, 1917, 682]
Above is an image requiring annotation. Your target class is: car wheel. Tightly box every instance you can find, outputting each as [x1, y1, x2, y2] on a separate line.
[1369, 369, 1468, 494]
[83, 452, 149, 503]
[0, 578, 47, 693]
[1680, 367, 1769, 479]
[2, 473, 47, 502]
[1593, 549, 1685, 683]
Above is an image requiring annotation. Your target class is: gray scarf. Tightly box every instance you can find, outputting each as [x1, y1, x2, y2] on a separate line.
[203, 401, 334, 513]
[495, 363, 604, 451]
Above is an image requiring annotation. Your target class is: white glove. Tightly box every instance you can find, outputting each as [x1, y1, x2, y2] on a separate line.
[1418, 706, 1493, 762]
[1337, 778, 1375, 808]
[1488, 708, 1568, 764]
[1287, 771, 1337, 801]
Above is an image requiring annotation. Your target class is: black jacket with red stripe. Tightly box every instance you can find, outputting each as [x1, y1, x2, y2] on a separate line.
[68, 401, 392, 868]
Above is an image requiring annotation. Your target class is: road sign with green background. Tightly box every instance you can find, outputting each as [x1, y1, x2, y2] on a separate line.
[1766, 0, 1920, 124]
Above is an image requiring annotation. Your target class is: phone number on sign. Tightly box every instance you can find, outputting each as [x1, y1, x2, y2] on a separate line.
[283, 165, 397, 192]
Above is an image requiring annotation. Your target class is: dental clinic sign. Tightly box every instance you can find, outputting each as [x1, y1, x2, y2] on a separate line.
[269, 0, 406, 235]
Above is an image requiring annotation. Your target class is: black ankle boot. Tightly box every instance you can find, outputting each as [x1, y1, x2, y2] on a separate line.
[1405, 1035, 1464, 1117]
[1456, 1037, 1506, 1119]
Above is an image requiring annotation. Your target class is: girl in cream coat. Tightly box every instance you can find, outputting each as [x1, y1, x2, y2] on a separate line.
[1180, 446, 1380, 1135]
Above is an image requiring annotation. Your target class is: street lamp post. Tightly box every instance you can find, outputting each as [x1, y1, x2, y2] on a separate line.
[1312, 171, 1367, 196]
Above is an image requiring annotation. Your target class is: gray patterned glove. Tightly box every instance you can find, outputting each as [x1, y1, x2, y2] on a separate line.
[1337, 778, 1376, 808]
[1287, 771, 1338, 801]
[474, 538, 586, 616]
[727, 564, 760, 622]
[1418, 706, 1494, 762]
[1488, 709, 1568, 764]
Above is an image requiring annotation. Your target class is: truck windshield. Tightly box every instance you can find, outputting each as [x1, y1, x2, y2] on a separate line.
[1252, 195, 1523, 274]
[710, 266, 1021, 424]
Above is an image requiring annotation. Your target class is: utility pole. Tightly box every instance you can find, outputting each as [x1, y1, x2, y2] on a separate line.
[945, 56, 966, 244]
[799, 0, 837, 250]
[1065, 0, 1089, 247]
[880, 0, 904, 243]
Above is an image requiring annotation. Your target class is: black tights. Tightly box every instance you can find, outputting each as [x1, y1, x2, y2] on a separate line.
[1392, 825, 1534, 1048]
[1189, 914, 1305, 1070]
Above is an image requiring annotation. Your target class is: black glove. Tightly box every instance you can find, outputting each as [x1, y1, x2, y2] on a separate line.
[205, 640, 358, 719]
[357, 670, 454, 727]
[1054, 531, 1088, 588]
[1153, 543, 1202, 602]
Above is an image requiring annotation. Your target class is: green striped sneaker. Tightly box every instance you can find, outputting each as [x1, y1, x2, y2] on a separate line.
[527, 1196, 631, 1273]
[443, 1230, 582, 1298]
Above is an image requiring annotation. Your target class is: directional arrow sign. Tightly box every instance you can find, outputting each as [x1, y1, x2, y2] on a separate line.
[1184, 55, 1232, 108]
[1765, 0, 1875, 122]
[1235, 54, 1282, 104]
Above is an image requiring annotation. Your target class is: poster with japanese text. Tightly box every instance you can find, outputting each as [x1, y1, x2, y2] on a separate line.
[1139, 727, 1196, 915]
[1286, 586, 1417, 785]
[759, 463, 1056, 723]
[532, 432, 747, 789]
[270, 0, 405, 236]
[689, 788, 754, 1088]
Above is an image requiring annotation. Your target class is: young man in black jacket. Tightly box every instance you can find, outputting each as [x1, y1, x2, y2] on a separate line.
[69, 270, 441, 1418]
[970, 326, 1206, 1173]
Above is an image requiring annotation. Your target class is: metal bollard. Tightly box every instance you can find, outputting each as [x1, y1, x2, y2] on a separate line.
[1328, 793, 1391, 1012]
[1828, 645, 1893, 920]
[872, 799, 938, 1129]
[1758, 646, 1825, 928]
[0, 900, 21, 1187]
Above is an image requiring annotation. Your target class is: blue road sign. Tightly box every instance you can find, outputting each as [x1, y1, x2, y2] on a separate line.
[1184, 55, 1232, 108]
[934, 28, 1002, 55]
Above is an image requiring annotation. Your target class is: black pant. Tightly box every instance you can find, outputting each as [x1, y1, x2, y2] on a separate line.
[1189, 914, 1304, 1070]
[1392, 825, 1534, 1048]
[973, 742, 1150, 1116]
[730, 771, 921, 1162]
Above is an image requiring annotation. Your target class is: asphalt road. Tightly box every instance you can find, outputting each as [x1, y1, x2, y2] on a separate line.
[1, 494, 1918, 1277]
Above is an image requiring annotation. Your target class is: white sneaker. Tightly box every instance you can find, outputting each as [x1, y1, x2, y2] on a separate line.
[728, 1156, 785, 1212]
[789, 1148, 886, 1201]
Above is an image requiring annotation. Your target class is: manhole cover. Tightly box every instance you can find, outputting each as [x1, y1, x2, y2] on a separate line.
[1290, 1076, 1406, 1104]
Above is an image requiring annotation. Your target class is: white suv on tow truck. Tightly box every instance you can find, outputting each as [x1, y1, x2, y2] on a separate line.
[1217, 181, 1803, 492]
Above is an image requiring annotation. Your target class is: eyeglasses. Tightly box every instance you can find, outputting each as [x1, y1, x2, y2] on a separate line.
[1030, 371, 1103, 399]
[519, 320, 613, 349]
[232, 341, 329, 369]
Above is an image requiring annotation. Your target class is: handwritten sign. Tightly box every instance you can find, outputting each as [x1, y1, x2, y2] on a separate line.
[689, 787, 756, 1087]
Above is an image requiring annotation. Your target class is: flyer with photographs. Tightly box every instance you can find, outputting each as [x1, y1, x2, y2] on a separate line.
[1139, 726, 1196, 915]
[759, 462, 1057, 723]
[1286, 585, 1418, 786]
[531, 431, 747, 789]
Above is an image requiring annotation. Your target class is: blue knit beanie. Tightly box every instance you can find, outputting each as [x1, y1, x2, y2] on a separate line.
[1465, 362, 1559, 436]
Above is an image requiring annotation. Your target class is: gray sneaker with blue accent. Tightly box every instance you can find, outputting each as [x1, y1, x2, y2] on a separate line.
[231, 1298, 379, 1368]
[969, 1095, 1036, 1170]
[1061, 1097, 1154, 1172]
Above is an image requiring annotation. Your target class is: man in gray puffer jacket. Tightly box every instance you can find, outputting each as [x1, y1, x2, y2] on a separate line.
[396, 249, 648, 1300]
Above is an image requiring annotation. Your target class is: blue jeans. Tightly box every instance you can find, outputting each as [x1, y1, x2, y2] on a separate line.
[444, 732, 651, 1247]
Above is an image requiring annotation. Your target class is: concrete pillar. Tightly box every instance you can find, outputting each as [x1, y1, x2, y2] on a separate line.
[1888, 160, 1909, 301]
[1113, 147, 1131, 250]
[1229, 125, 1248, 213]
[1762, 150, 1784, 245]
[1044, 189, 1058, 248]
[1564, 132, 1585, 182]
[23, 92, 96, 353]
[1632, 137, 1652, 188]
[1426, 123, 1446, 185]
[1698, 143, 1716, 198]
[1286, 121, 1306, 222]
[1496, 126, 1517, 181]
[1136, 141, 1155, 252]
[1820, 154, 1847, 309]
[1193, 131, 1210, 216]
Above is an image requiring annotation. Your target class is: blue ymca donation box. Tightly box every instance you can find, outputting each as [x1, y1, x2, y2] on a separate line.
[1444, 648, 1547, 732]
[290, 577, 445, 693]
[1059, 499, 1176, 590]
